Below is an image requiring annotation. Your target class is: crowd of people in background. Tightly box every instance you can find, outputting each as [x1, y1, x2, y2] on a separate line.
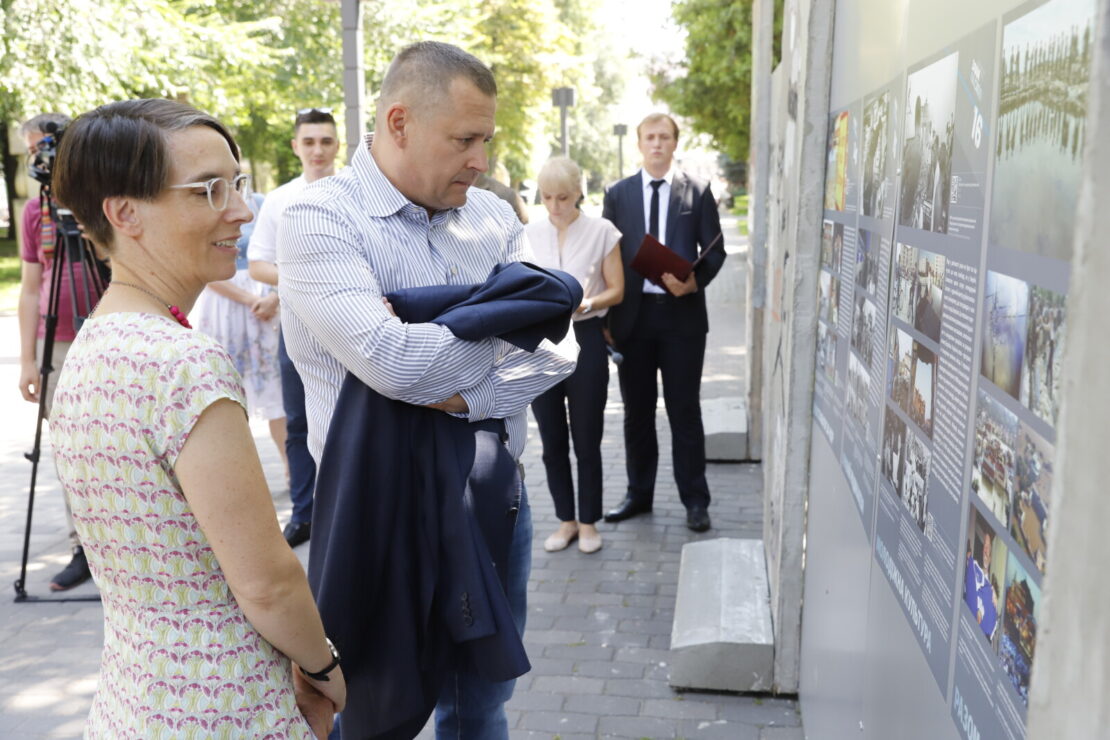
[16, 39, 727, 739]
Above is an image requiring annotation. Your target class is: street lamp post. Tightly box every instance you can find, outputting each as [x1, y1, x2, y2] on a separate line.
[613, 123, 628, 178]
[552, 87, 576, 156]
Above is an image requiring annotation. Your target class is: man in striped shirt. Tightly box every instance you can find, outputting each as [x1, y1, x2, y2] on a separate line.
[278, 41, 577, 738]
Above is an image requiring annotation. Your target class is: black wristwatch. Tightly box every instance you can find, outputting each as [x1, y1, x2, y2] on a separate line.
[300, 638, 341, 682]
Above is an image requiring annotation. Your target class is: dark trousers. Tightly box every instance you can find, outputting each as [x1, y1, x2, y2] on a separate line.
[530, 318, 608, 524]
[279, 331, 317, 524]
[616, 296, 710, 511]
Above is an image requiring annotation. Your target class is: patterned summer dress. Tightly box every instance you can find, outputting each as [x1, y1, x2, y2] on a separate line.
[50, 313, 311, 739]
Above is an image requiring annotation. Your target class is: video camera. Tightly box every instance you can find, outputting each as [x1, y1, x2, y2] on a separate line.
[27, 121, 63, 187]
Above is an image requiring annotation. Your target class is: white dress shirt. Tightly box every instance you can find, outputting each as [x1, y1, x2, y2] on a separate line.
[277, 136, 578, 462]
[246, 175, 306, 264]
[640, 167, 675, 294]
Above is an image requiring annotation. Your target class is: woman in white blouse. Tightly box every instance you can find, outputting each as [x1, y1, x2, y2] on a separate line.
[527, 156, 624, 554]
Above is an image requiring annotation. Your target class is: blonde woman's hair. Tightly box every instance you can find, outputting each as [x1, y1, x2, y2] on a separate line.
[537, 156, 582, 197]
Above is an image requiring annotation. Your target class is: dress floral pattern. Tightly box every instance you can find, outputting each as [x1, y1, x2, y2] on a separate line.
[50, 313, 311, 739]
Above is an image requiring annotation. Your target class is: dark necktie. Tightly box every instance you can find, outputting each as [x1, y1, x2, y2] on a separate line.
[649, 179, 665, 238]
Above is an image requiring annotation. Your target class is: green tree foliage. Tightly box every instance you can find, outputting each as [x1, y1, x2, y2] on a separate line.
[1, 0, 628, 207]
[542, 0, 630, 192]
[651, 0, 782, 165]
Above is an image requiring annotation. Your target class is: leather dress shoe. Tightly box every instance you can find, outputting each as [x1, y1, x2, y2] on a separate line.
[604, 497, 652, 523]
[50, 546, 92, 591]
[283, 520, 311, 548]
[686, 507, 711, 533]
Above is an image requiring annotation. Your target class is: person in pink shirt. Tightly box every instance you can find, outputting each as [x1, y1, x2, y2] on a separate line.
[17, 111, 100, 591]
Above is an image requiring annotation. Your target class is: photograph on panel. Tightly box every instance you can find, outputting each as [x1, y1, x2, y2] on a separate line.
[818, 268, 840, 326]
[846, 351, 871, 431]
[891, 242, 946, 343]
[964, 507, 1008, 647]
[889, 327, 935, 438]
[991, 0, 1097, 261]
[817, 320, 837, 382]
[1021, 285, 1066, 425]
[855, 227, 881, 297]
[1000, 551, 1041, 705]
[862, 90, 891, 218]
[901, 430, 930, 532]
[909, 345, 937, 438]
[899, 51, 958, 233]
[980, 270, 1029, 399]
[889, 327, 914, 413]
[851, 293, 879, 368]
[881, 406, 907, 494]
[820, 219, 843, 271]
[971, 387, 1019, 526]
[1011, 420, 1053, 573]
[824, 109, 849, 211]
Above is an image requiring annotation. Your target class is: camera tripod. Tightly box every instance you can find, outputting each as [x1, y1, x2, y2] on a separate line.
[13, 195, 107, 604]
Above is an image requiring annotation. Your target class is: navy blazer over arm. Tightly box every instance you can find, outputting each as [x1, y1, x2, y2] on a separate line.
[309, 262, 581, 739]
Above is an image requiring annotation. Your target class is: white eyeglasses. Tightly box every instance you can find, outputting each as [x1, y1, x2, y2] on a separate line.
[169, 174, 253, 212]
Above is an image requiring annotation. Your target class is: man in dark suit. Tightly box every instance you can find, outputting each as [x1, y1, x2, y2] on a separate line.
[601, 113, 726, 532]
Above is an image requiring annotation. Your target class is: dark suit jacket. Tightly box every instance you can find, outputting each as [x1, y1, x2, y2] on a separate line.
[601, 170, 726, 343]
[310, 263, 581, 739]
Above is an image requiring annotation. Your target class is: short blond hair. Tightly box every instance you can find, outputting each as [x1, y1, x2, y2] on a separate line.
[537, 156, 582, 196]
[636, 112, 679, 141]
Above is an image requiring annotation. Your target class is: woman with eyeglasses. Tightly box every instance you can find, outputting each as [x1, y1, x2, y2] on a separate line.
[49, 99, 345, 738]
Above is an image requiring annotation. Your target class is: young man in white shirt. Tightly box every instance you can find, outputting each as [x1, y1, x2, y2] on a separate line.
[248, 108, 339, 548]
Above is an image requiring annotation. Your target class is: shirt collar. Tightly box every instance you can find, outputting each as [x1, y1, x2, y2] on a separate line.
[640, 166, 675, 190]
[353, 133, 456, 222]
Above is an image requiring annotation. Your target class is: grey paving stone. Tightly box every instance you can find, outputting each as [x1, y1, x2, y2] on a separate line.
[531, 675, 606, 695]
[640, 697, 721, 720]
[571, 659, 646, 679]
[761, 726, 807, 740]
[542, 643, 615, 661]
[614, 646, 673, 664]
[678, 718, 763, 740]
[522, 629, 585, 645]
[562, 693, 642, 716]
[714, 695, 803, 726]
[596, 631, 652, 649]
[598, 714, 680, 738]
[505, 691, 565, 712]
[518, 710, 599, 734]
[603, 677, 677, 699]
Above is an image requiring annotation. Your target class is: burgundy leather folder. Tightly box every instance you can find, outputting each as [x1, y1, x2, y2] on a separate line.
[629, 232, 723, 293]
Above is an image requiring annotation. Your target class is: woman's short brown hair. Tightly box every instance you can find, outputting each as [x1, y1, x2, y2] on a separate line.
[53, 99, 239, 252]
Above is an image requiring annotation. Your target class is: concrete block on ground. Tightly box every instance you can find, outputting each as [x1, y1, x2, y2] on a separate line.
[670, 537, 773, 692]
[704, 395, 748, 461]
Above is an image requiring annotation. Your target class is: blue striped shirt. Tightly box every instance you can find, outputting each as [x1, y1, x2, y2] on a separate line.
[278, 135, 578, 462]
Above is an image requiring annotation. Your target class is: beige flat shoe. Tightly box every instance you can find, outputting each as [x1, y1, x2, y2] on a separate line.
[544, 530, 578, 552]
[578, 533, 603, 554]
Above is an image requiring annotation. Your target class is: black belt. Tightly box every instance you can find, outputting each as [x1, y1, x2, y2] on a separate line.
[644, 292, 678, 304]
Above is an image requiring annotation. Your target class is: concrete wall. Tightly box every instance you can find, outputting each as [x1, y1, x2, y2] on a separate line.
[1026, 1, 1110, 735]
[759, 0, 835, 694]
[757, 0, 1110, 735]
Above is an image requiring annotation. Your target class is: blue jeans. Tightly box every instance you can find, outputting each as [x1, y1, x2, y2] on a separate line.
[279, 331, 316, 524]
[434, 484, 532, 739]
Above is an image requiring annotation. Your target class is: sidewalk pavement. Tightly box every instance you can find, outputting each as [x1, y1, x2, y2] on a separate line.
[0, 213, 802, 738]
